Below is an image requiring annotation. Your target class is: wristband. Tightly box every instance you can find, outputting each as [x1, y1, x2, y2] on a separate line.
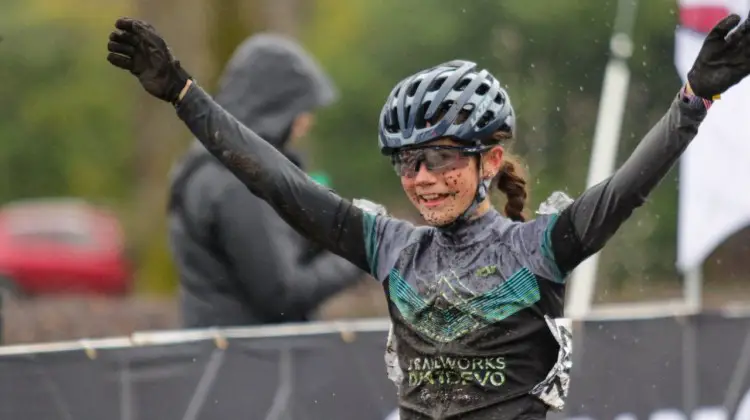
[681, 83, 714, 110]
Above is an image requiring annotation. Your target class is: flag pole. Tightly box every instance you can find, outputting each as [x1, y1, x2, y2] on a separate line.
[565, 0, 640, 320]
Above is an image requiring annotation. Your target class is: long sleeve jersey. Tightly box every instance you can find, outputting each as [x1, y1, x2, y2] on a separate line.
[174, 83, 707, 419]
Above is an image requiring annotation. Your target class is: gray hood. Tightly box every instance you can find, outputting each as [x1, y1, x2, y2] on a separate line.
[212, 33, 338, 148]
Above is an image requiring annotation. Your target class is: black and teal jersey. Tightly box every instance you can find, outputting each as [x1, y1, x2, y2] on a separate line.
[174, 82, 707, 419]
[369, 206, 570, 419]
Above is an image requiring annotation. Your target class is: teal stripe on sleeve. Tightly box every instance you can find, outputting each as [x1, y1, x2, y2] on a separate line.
[363, 212, 379, 276]
[540, 213, 566, 283]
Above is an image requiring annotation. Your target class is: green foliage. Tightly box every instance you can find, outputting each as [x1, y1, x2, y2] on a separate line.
[0, 0, 693, 297]
[0, 0, 134, 207]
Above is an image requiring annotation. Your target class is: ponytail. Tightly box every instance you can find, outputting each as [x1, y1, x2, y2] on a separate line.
[494, 153, 529, 222]
[487, 131, 529, 222]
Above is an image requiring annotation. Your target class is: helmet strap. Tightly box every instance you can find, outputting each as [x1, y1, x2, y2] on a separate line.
[440, 160, 491, 230]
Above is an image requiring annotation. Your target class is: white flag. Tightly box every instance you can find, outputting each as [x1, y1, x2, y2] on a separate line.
[674, 0, 750, 272]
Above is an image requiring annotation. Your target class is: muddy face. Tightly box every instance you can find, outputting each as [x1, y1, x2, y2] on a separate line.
[398, 138, 505, 226]
[399, 140, 480, 226]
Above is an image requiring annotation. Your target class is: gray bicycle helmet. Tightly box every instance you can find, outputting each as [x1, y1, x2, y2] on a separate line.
[378, 60, 515, 155]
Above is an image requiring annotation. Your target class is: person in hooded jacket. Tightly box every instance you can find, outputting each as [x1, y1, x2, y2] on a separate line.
[167, 33, 365, 328]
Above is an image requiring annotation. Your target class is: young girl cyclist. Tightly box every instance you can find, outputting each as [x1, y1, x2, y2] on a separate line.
[106, 13, 750, 419]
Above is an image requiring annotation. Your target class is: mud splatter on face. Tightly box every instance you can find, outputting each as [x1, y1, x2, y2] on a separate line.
[400, 142, 479, 227]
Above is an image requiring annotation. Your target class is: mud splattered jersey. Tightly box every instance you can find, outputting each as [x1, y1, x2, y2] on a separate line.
[176, 84, 707, 420]
[360, 199, 571, 419]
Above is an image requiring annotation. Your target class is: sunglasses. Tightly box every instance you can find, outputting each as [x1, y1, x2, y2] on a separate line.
[391, 145, 490, 178]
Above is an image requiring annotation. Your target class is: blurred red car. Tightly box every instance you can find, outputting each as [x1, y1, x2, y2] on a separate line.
[0, 199, 131, 297]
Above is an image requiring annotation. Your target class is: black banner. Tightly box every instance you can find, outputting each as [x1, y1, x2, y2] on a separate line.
[0, 313, 749, 420]
[0, 326, 398, 420]
[554, 312, 750, 420]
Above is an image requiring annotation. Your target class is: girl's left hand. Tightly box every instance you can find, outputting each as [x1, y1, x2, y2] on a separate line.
[688, 12, 750, 100]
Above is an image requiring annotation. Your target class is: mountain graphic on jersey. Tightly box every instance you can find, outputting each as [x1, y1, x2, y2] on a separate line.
[388, 267, 541, 342]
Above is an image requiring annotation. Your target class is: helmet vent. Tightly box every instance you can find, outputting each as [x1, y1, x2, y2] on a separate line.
[415, 101, 431, 129]
[454, 77, 471, 92]
[476, 111, 494, 129]
[407, 81, 420, 97]
[430, 77, 446, 92]
[386, 107, 400, 133]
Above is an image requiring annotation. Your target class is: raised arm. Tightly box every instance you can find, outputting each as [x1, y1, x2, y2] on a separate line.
[547, 13, 750, 275]
[509, 89, 705, 283]
[548, 89, 706, 275]
[106, 17, 370, 270]
[175, 82, 368, 268]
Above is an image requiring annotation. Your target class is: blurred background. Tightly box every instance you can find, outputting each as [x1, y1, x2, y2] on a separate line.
[0, 0, 748, 345]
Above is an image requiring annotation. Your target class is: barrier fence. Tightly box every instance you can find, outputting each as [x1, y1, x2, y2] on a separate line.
[1, 310, 749, 420]
[555, 308, 750, 420]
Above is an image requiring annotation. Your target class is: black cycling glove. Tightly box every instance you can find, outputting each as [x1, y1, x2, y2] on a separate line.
[688, 12, 750, 99]
[106, 17, 192, 104]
